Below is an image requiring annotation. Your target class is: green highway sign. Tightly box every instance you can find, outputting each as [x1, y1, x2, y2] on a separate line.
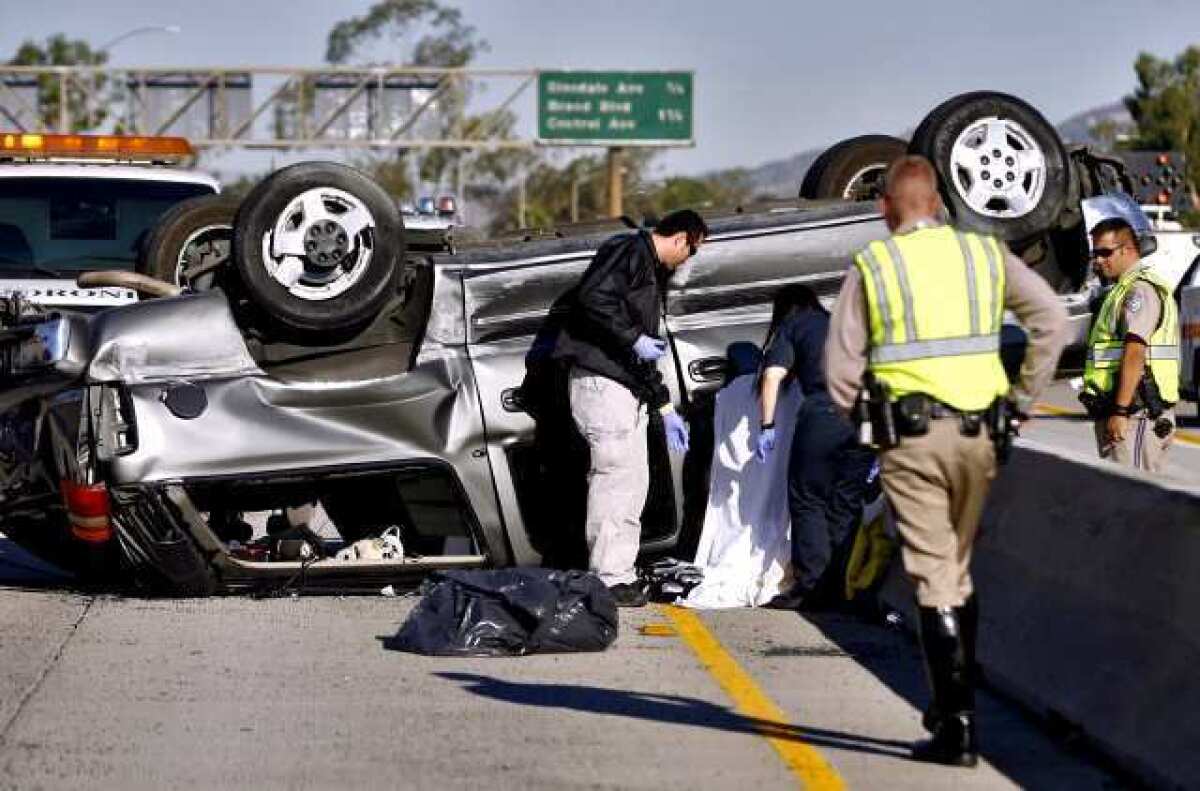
[537, 71, 694, 146]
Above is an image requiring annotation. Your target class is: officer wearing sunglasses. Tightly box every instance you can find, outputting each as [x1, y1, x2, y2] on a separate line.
[1080, 210, 1180, 473]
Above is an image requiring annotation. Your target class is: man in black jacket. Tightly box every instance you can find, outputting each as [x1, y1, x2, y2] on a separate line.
[553, 210, 708, 607]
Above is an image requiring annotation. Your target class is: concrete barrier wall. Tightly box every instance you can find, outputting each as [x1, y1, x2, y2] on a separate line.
[883, 439, 1200, 789]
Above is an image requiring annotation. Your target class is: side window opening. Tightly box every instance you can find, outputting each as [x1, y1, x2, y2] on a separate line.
[188, 462, 483, 561]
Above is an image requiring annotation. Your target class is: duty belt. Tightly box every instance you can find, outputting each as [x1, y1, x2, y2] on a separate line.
[892, 393, 988, 438]
[927, 400, 975, 419]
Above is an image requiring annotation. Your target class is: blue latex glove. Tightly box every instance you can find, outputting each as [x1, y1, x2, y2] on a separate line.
[755, 427, 777, 463]
[663, 411, 690, 454]
[632, 334, 667, 362]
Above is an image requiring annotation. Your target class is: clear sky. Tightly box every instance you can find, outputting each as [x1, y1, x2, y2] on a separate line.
[2, 0, 1199, 179]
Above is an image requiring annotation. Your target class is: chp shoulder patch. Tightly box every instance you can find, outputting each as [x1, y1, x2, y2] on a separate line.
[1125, 291, 1144, 315]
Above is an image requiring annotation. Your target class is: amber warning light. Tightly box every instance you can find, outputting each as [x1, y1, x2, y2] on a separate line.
[0, 132, 194, 162]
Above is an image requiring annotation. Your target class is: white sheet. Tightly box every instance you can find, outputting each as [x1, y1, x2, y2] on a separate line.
[681, 375, 801, 609]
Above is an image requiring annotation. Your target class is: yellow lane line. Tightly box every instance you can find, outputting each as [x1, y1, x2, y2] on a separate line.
[660, 605, 846, 791]
[1034, 403, 1200, 447]
[1033, 403, 1079, 418]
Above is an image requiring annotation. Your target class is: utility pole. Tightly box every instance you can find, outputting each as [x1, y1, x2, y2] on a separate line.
[606, 146, 624, 218]
[517, 172, 527, 229]
[570, 172, 580, 223]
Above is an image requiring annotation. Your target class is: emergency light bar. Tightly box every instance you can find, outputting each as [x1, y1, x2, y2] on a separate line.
[0, 132, 194, 162]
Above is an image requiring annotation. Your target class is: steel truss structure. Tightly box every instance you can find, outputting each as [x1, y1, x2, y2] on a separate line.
[0, 66, 538, 151]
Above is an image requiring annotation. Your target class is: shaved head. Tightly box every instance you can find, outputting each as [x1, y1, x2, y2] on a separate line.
[880, 155, 943, 231]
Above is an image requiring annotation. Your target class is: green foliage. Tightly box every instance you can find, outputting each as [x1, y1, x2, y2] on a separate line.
[7, 34, 109, 131]
[1125, 46, 1200, 189]
[419, 107, 537, 188]
[629, 170, 754, 219]
[356, 155, 415, 201]
[488, 153, 753, 235]
[325, 0, 486, 66]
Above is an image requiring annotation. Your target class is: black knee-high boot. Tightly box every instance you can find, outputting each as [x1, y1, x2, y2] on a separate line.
[924, 594, 979, 732]
[913, 605, 978, 767]
[957, 593, 979, 687]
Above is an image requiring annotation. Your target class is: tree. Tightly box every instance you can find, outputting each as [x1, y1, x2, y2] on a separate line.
[487, 152, 754, 235]
[325, 0, 484, 67]
[1125, 47, 1200, 190]
[6, 34, 110, 132]
[311, 0, 505, 198]
[628, 170, 754, 220]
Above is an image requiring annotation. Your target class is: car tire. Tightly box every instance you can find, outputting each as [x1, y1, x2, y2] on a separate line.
[233, 162, 405, 338]
[909, 91, 1070, 243]
[800, 135, 908, 201]
[138, 194, 238, 292]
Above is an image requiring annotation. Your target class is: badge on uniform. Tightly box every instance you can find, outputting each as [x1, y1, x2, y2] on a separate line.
[1125, 292, 1144, 315]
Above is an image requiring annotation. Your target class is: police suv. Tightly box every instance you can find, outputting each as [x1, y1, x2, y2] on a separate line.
[0, 132, 218, 311]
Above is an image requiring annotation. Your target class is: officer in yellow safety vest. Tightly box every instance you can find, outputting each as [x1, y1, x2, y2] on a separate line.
[1080, 200, 1179, 473]
[824, 155, 1068, 767]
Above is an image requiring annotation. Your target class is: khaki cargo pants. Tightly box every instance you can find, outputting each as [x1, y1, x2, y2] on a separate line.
[568, 369, 648, 586]
[881, 418, 997, 608]
[1092, 409, 1174, 474]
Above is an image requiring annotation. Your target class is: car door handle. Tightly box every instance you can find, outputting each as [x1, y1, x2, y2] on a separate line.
[688, 357, 728, 383]
[501, 388, 526, 413]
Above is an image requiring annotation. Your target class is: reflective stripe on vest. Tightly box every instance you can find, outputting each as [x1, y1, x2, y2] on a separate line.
[1083, 265, 1180, 403]
[870, 334, 1000, 363]
[1086, 345, 1180, 364]
[855, 226, 1010, 412]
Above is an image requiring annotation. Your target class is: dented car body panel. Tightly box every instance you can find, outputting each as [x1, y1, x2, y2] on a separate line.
[0, 200, 889, 592]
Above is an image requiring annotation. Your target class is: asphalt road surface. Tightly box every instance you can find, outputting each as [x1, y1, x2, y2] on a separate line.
[0, 380, 1177, 790]
[0, 564, 1124, 790]
[1027, 379, 1200, 486]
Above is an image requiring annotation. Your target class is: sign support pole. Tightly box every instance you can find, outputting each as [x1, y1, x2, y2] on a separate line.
[607, 146, 624, 218]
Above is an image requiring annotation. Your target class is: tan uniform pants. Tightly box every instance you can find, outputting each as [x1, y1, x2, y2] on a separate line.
[569, 369, 649, 586]
[881, 418, 997, 608]
[1092, 409, 1173, 474]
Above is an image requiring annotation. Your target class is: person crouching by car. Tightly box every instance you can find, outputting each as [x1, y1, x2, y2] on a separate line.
[552, 210, 708, 608]
[755, 284, 876, 610]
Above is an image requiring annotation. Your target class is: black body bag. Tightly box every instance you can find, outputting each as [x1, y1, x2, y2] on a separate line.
[387, 568, 619, 657]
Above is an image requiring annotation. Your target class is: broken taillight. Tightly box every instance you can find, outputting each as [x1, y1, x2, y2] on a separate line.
[61, 479, 112, 544]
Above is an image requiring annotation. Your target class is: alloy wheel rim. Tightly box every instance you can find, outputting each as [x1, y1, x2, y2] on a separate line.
[261, 187, 376, 301]
[949, 116, 1047, 219]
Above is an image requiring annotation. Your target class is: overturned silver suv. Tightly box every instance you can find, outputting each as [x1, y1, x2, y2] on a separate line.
[0, 92, 1161, 595]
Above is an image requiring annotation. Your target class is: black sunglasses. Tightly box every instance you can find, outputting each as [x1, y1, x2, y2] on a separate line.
[1090, 242, 1129, 260]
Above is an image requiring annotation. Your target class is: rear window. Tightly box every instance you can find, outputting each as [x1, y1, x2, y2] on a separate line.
[0, 177, 214, 275]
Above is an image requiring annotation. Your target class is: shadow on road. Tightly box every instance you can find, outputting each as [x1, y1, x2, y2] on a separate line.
[0, 536, 72, 589]
[804, 611, 1129, 790]
[435, 671, 911, 760]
